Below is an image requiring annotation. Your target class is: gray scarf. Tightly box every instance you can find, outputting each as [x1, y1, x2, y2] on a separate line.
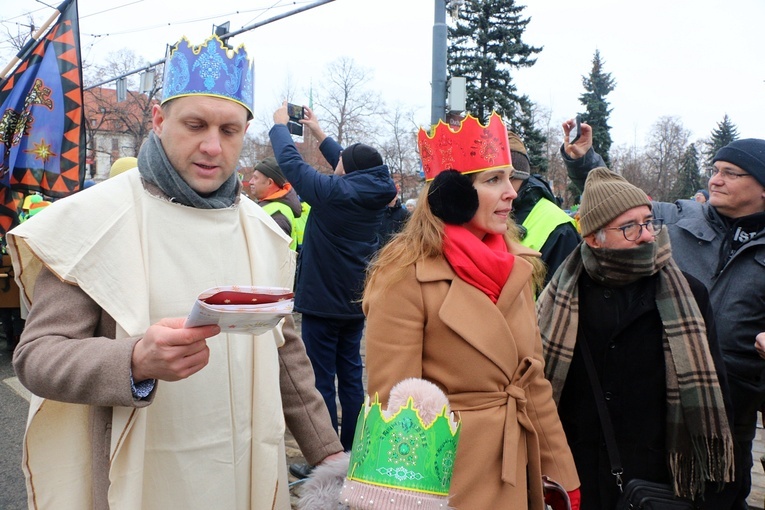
[137, 131, 239, 209]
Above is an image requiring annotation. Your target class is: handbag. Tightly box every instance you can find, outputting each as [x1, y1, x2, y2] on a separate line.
[614, 479, 695, 509]
[577, 336, 695, 510]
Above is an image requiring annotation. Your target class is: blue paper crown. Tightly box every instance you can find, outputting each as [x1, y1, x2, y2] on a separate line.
[162, 35, 254, 118]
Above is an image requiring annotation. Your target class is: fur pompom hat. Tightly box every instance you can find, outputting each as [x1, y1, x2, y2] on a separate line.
[427, 170, 479, 225]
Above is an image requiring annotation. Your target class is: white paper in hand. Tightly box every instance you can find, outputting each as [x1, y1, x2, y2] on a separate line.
[184, 286, 294, 335]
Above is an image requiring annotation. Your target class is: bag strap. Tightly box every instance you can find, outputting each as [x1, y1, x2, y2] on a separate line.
[578, 335, 625, 491]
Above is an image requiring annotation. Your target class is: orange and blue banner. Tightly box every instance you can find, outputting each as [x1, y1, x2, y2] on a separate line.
[0, 0, 84, 234]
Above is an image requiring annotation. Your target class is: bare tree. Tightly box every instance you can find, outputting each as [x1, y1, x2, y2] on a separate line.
[0, 13, 39, 63]
[612, 144, 654, 196]
[534, 107, 576, 207]
[239, 131, 272, 168]
[643, 116, 690, 201]
[379, 104, 422, 201]
[83, 49, 162, 167]
[243, 75, 342, 176]
[313, 57, 384, 146]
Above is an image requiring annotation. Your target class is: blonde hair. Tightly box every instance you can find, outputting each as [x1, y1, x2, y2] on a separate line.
[364, 181, 546, 299]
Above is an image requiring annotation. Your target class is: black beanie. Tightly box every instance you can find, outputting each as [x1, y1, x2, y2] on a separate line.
[427, 170, 479, 225]
[342, 143, 383, 173]
[255, 157, 287, 187]
[712, 138, 765, 188]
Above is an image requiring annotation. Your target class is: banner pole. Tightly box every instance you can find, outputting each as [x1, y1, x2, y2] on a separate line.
[0, 0, 75, 81]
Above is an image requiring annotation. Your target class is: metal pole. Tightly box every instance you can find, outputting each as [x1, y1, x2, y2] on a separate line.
[85, 59, 165, 91]
[0, 0, 75, 80]
[222, 0, 335, 41]
[430, 0, 447, 126]
[84, 0, 336, 90]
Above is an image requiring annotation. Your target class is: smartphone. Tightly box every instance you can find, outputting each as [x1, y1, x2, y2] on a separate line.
[569, 115, 582, 144]
[287, 121, 303, 137]
[287, 103, 305, 121]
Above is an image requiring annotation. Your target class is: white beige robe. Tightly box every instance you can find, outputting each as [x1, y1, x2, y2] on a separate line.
[8, 169, 295, 509]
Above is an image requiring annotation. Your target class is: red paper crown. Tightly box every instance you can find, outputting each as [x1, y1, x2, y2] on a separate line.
[418, 112, 512, 181]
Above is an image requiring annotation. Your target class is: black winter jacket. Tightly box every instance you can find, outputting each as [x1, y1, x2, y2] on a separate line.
[558, 271, 732, 509]
[270, 125, 397, 318]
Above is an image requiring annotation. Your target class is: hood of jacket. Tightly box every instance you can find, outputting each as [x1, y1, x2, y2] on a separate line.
[513, 175, 558, 223]
[258, 186, 302, 218]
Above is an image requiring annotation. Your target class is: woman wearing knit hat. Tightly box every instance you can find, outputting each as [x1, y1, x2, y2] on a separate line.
[363, 113, 580, 510]
[538, 166, 735, 509]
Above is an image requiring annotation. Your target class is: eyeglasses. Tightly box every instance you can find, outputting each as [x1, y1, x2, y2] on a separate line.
[604, 218, 664, 241]
[709, 167, 751, 181]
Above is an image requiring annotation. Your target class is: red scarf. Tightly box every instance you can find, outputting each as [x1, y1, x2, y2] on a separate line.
[442, 224, 515, 303]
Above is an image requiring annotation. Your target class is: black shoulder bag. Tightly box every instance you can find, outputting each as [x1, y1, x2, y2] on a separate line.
[577, 335, 696, 510]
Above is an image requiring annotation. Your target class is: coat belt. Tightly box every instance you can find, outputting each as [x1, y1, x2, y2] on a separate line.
[448, 357, 543, 487]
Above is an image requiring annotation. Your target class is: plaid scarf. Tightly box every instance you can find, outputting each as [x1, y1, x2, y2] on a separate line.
[538, 229, 733, 498]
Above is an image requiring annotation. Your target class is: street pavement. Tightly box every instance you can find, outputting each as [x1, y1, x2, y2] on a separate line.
[0, 337, 29, 510]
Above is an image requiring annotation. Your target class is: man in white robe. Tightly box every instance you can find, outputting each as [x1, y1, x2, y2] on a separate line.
[7, 35, 342, 510]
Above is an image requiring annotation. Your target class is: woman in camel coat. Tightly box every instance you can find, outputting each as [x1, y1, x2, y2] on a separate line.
[363, 114, 580, 510]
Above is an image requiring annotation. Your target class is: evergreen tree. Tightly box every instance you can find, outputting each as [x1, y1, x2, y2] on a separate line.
[671, 143, 702, 201]
[515, 97, 549, 173]
[447, 0, 546, 170]
[578, 50, 616, 167]
[704, 114, 739, 165]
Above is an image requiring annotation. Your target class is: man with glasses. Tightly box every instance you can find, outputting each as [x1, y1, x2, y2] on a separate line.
[562, 127, 765, 509]
[538, 166, 734, 509]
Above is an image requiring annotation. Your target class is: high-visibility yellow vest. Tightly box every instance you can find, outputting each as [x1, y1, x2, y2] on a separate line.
[520, 198, 577, 251]
[262, 201, 297, 250]
[294, 202, 311, 248]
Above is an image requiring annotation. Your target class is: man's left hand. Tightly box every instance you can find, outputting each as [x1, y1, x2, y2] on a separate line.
[274, 101, 289, 125]
[755, 332, 765, 360]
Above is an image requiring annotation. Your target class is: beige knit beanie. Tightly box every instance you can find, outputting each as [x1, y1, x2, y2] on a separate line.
[578, 167, 651, 236]
[507, 131, 530, 180]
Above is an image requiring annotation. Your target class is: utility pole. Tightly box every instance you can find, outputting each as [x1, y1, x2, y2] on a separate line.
[430, 0, 447, 126]
[83, 0, 335, 92]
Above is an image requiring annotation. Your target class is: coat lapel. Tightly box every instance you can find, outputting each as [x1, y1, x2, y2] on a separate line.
[417, 256, 519, 376]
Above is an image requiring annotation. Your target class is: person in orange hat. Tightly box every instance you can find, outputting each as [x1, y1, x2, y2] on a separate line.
[249, 156, 302, 250]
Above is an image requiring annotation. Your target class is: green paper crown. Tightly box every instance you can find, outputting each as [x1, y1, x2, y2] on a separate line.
[346, 394, 461, 496]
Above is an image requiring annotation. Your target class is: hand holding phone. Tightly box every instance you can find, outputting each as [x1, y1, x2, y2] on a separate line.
[287, 103, 305, 121]
[286, 103, 305, 136]
[568, 115, 582, 144]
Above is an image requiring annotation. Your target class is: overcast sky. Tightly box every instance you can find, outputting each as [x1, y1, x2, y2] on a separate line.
[3, 0, 764, 148]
